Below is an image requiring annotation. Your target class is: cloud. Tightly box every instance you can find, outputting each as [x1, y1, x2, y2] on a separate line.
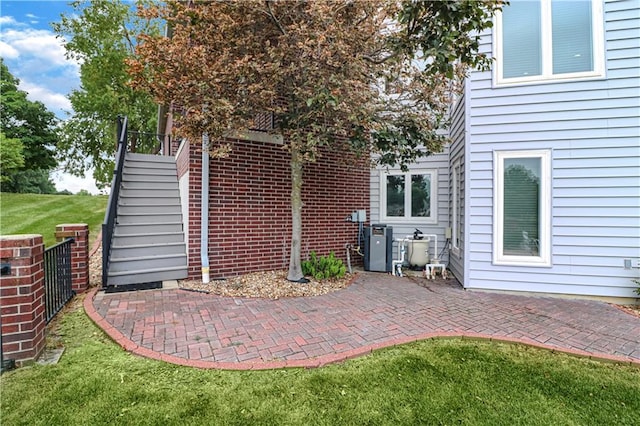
[0, 16, 18, 25]
[52, 170, 102, 195]
[1, 25, 79, 118]
[19, 80, 73, 113]
[0, 40, 20, 58]
[2, 28, 71, 68]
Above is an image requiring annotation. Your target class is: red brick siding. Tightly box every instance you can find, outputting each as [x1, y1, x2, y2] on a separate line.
[55, 224, 89, 293]
[185, 138, 368, 279]
[0, 235, 47, 365]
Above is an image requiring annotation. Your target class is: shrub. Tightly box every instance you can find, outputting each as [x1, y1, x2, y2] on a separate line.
[302, 251, 347, 280]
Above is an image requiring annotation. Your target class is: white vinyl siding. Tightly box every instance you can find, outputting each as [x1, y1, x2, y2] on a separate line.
[495, 0, 605, 85]
[370, 150, 450, 264]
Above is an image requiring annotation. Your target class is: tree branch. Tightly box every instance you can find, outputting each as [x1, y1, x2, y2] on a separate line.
[265, 1, 286, 35]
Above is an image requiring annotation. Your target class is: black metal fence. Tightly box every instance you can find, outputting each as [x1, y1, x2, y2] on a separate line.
[43, 238, 75, 323]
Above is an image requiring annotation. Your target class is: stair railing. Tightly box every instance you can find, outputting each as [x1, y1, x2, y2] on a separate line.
[102, 116, 128, 288]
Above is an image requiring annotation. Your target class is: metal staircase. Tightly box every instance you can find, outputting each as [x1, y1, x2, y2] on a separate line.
[102, 117, 187, 291]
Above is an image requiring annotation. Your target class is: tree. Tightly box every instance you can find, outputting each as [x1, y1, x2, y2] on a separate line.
[128, 0, 503, 281]
[0, 59, 59, 193]
[53, 0, 161, 188]
[0, 132, 24, 183]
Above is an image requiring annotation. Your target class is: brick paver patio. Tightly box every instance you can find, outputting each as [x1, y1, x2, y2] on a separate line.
[85, 272, 640, 369]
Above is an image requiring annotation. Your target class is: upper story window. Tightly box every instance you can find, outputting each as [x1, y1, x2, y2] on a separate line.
[495, 0, 604, 85]
[381, 169, 437, 224]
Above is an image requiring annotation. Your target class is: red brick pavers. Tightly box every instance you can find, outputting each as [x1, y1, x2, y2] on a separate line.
[85, 273, 640, 369]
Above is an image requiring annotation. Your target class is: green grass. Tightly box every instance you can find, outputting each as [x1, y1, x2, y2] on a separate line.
[0, 193, 108, 247]
[1, 301, 638, 426]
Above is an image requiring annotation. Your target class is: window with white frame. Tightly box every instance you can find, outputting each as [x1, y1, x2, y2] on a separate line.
[493, 150, 551, 266]
[495, 0, 604, 85]
[381, 169, 437, 223]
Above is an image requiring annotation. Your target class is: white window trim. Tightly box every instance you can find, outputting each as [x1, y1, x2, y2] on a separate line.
[451, 160, 461, 256]
[493, 150, 551, 267]
[380, 168, 438, 224]
[493, 0, 605, 87]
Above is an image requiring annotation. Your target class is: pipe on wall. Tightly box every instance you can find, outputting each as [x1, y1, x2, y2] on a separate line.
[201, 134, 210, 283]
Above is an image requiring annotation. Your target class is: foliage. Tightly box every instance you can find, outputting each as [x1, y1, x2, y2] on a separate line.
[1, 306, 639, 425]
[1, 169, 57, 194]
[634, 279, 640, 296]
[128, 0, 503, 280]
[0, 192, 107, 246]
[302, 251, 347, 280]
[52, 0, 161, 188]
[0, 59, 59, 191]
[0, 132, 24, 183]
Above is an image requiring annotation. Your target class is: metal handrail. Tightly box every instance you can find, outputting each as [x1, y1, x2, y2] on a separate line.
[102, 116, 128, 288]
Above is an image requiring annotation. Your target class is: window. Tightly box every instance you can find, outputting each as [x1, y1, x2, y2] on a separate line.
[493, 150, 551, 266]
[381, 169, 437, 223]
[495, 0, 604, 84]
[451, 160, 461, 254]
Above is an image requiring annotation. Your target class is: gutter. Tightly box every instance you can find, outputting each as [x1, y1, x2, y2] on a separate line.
[201, 133, 210, 283]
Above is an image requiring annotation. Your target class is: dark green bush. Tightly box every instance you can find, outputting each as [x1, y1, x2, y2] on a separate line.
[302, 251, 347, 280]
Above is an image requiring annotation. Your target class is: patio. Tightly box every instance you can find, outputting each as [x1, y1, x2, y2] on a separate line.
[85, 272, 640, 369]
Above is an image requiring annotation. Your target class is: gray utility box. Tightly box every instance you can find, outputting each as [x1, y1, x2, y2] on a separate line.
[364, 225, 393, 272]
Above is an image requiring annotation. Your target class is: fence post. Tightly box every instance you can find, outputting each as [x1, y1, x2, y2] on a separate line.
[0, 235, 47, 367]
[55, 224, 89, 293]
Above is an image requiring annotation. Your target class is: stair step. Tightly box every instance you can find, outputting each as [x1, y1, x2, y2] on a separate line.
[120, 188, 180, 198]
[114, 222, 183, 235]
[121, 181, 179, 190]
[119, 195, 182, 205]
[113, 232, 185, 245]
[126, 153, 175, 163]
[118, 204, 181, 214]
[111, 242, 186, 258]
[109, 253, 187, 273]
[106, 266, 188, 286]
[123, 166, 177, 176]
[118, 213, 182, 224]
[122, 174, 178, 183]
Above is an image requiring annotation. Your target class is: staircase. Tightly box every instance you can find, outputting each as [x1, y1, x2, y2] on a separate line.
[105, 152, 188, 289]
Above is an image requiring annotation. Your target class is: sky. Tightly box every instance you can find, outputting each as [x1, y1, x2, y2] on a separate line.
[1, 0, 101, 194]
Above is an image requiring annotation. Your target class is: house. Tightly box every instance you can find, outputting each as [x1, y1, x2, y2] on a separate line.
[104, 0, 638, 302]
[371, 0, 640, 302]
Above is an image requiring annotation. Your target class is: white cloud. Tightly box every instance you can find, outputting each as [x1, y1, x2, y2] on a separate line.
[52, 171, 102, 195]
[2, 28, 71, 68]
[1, 25, 79, 118]
[19, 80, 73, 113]
[0, 16, 19, 26]
[0, 40, 20, 58]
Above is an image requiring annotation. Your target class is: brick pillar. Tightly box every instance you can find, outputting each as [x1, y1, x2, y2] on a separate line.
[0, 235, 46, 366]
[55, 224, 89, 293]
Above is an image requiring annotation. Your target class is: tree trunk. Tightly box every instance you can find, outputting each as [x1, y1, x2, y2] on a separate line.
[287, 146, 304, 282]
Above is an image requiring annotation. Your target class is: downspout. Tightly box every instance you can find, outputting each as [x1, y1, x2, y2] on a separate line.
[201, 134, 210, 283]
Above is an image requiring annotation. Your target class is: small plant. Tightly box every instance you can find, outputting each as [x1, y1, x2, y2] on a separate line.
[634, 279, 640, 296]
[302, 251, 347, 280]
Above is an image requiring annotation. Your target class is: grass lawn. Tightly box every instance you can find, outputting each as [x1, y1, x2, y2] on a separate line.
[0, 193, 108, 247]
[1, 299, 638, 426]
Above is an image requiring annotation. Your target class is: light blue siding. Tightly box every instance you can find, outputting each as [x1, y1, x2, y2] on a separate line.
[447, 82, 467, 283]
[369, 149, 451, 266]
[464, 0, 640, 300]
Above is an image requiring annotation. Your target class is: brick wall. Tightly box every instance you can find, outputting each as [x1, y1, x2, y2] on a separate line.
[0, 235, 47, 366]
[55, 224, 89, 293]
[185, 138, 369, 279]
